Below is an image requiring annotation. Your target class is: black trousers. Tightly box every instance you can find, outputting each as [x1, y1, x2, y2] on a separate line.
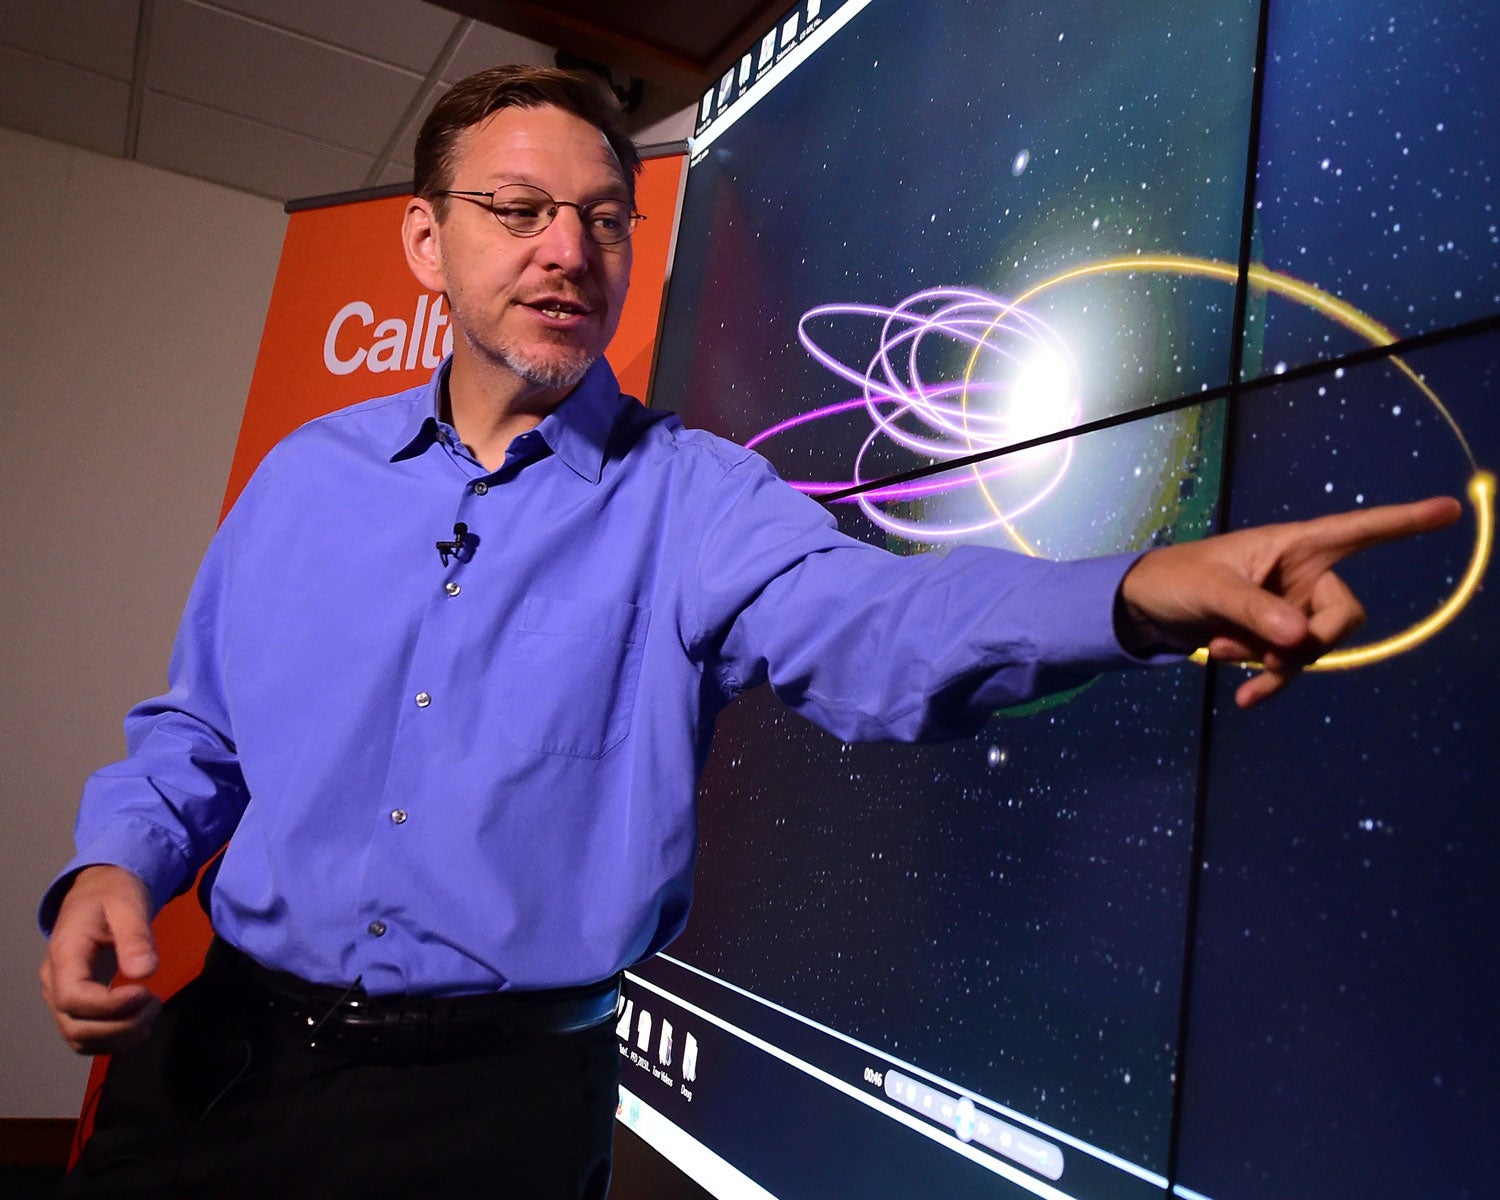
[61, 963, 619, 1199]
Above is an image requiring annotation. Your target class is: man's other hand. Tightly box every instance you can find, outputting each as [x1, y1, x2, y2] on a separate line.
[40, 865, 161, 1055]
[1117, 496, 1463, 708]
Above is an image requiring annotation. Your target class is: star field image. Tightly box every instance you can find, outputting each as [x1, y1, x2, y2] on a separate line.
[657, 0, 1258, 456]
[1174, 334, 1497, 1200]
[647, 0, 1497, 1195]
[1249, 0, 1499, 374]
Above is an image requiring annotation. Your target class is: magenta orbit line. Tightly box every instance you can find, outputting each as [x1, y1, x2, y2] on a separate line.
[748, 380, 1055, 471]
[799, 291, 1077, 449]
[757, 288, 1081, 536]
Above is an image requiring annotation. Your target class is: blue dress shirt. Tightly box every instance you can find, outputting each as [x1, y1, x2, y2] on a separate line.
[44, 359, 1146, 995]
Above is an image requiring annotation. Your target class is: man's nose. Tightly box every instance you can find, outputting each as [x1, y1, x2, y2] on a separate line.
[533, 205, 592, 273]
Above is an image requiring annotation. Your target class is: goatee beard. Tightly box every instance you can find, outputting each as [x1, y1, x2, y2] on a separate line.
[504, 350, 595, 391]
[468, 328, 597, 392]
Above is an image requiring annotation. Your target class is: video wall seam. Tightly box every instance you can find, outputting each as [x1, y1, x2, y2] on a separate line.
[623, 2, 1496, 1199]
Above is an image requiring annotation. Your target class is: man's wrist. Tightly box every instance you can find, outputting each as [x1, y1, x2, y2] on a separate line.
[1112, 555, 1183, 659]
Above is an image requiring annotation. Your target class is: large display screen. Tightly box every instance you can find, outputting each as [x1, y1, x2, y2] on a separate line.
[618, 2, 1497, 1198]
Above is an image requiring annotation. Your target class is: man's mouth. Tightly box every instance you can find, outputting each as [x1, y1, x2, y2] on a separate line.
[525, 297, 593, 320]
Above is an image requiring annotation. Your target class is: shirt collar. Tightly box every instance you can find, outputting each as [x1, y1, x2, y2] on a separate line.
[389, 360, 451, 462]
[533, 358, 624, 485]
[388, 356, 624, 484]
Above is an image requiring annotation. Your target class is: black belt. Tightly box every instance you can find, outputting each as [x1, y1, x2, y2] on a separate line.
[205, 938, 622, 1062]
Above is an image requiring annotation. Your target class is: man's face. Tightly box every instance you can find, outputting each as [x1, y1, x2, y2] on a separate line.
[411, 104, 633, 402]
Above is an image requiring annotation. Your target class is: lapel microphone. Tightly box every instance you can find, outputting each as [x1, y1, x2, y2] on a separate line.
[436, 522, 469, 566]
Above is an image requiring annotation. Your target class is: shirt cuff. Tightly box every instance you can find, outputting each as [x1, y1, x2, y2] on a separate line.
[37, 819, 190, 935]
[1050, 550, 1185, 668]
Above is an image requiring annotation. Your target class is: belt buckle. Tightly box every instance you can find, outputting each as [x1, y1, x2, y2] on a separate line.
[307, 998, 426, 1060]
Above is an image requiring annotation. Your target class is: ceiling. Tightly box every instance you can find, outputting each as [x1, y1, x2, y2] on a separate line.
[0, 0, 778, 205]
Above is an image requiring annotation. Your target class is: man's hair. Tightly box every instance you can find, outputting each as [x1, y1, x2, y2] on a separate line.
[414, 65, 642, 218]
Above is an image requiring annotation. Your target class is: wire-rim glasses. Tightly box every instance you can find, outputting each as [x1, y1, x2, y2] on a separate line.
[438, 184, 643, 246]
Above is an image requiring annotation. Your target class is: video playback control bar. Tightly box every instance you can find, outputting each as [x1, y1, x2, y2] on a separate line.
[882, 1069, 1064, 1181]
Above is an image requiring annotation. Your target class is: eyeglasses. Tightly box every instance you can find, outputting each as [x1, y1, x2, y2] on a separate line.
[438, 184, 643, 246]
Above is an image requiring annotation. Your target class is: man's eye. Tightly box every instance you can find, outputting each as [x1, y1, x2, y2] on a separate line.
[587, 204, 630, 232]
[498, 204, 541, 218]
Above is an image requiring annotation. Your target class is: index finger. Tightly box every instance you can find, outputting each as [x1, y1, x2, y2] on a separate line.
[1299, 496, 1461, 564]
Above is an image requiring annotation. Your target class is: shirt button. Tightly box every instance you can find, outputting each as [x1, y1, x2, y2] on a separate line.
[444, 581, 461, 597]
[368, 920, 387, 937]
[473, 481, 489, 495]
[415, 691, 432, 708]
[391, 809, 408, 825]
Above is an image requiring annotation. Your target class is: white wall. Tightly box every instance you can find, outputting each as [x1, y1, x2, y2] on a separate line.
[0, 127, 285, 1117]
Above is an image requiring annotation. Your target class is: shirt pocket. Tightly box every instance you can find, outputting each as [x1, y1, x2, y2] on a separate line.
[497, 594, 651, 758]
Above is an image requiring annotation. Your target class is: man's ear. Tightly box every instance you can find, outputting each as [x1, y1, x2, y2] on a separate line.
[402, 197, 446, 293]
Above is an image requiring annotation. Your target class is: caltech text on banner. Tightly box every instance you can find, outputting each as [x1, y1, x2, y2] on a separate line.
[323, 294, 454, 377]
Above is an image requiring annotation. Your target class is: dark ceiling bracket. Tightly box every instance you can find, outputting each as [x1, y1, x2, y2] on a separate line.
[555, 50, 645, 115]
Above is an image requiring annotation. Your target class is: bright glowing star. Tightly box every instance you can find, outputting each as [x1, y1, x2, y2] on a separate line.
[1008, 350, 1074, 439]
[1011, 149, 1031, 176]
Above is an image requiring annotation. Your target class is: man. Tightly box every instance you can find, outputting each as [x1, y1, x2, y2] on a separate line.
[40, 65, 1457, 1198]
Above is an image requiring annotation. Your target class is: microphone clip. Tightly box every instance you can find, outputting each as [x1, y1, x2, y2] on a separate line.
[436, 522, 469, 566]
